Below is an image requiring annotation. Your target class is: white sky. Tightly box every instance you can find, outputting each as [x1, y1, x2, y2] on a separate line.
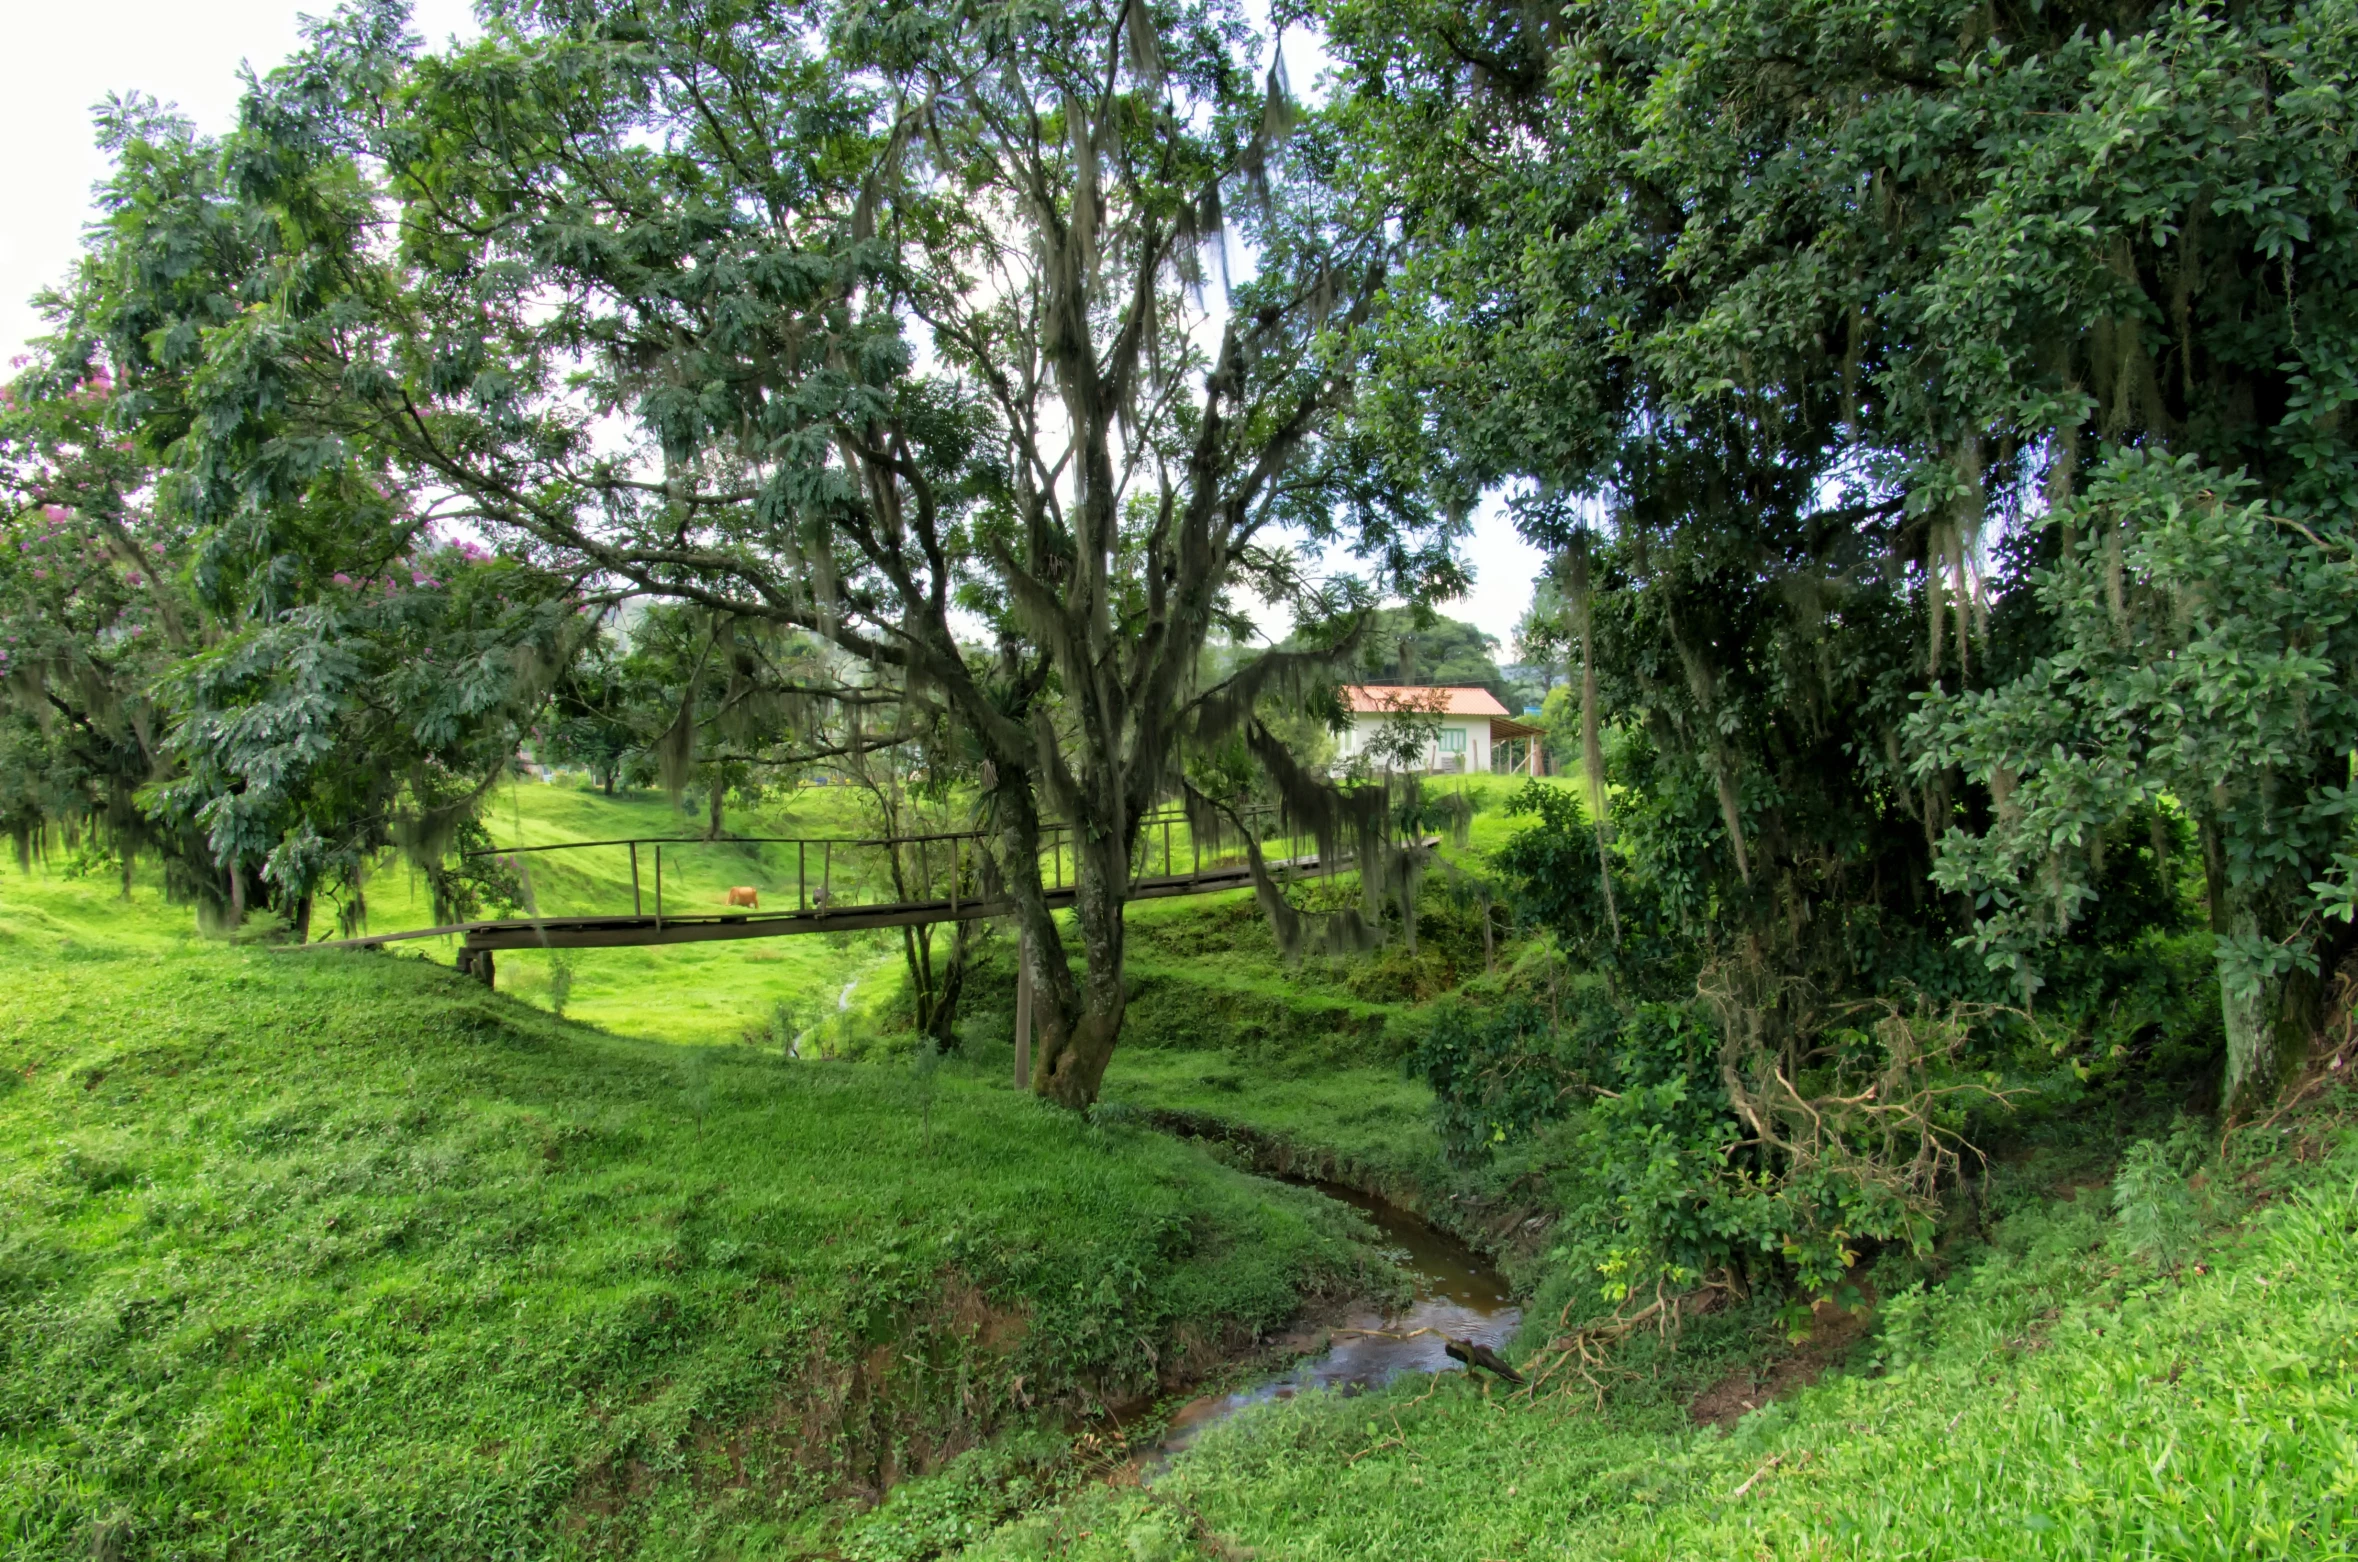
[0, 0, 1547, 657]
[0, 0, 481, 363]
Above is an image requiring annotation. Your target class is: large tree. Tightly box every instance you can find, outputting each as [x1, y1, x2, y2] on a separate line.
[1323, 0, 2358, 1113]
[3, 93, 588, 937]
[243, 0, 1448, 1102]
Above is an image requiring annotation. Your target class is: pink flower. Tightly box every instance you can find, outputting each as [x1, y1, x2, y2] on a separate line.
[332, 572, 353, 587]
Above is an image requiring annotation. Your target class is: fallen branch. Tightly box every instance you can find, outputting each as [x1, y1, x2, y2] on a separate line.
[1729, 1454, 1782, 1498]
[1515, 1273, 1735, 1409]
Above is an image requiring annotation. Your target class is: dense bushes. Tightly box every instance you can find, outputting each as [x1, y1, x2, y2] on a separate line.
[1405, 779, 2225, 1312]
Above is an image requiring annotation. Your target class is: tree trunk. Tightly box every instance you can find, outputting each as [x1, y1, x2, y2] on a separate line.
[2210, 868, 2324, 1117]
[990, 784, 1132, 1109]
[1033, 827, 1129, 1107]
[926, 917, 978, 1051]
[901, 921, 937, 1036]
[293, 893, 314, 944]
[706, 773, 725, 840]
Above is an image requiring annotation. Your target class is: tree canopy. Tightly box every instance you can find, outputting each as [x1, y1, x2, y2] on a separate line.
[11, 0, 2358, 1162]
[4, 0, 1477, 1106]
[1324, 0, 2358, 1122]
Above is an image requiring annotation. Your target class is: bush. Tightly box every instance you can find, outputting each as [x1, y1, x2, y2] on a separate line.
[2111, 1138, 2203, 1271]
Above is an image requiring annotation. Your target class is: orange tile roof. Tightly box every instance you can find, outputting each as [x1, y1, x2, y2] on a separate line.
[1341, 684, 1511, 717]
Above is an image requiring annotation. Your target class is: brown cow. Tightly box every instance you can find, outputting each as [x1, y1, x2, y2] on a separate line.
[724, 886, 760, 909]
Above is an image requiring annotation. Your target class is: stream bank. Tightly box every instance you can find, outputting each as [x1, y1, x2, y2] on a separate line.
[1136, 1177, 1521, 1471]
[1137, 1104, 1555, 1278]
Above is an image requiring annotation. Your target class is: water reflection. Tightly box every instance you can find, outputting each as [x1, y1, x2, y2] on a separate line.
[1142, 1180, 1520, 1470]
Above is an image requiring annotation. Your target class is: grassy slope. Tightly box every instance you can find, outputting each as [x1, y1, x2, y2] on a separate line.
[440, 775, 1545, 1208]
[789, 776, 2358, 1561]
[0, 869, 1392, 1560]
[1037, 776, 1565, 1208]
[368, 774, 1545, 1056]
[963, 1124, 2358, 1561]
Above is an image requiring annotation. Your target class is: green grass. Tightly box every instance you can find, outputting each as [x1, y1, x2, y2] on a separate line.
[0, 868, 1395, 1560]
[17, 777, 2344, 1559]
[958, 1126, 2358, 1560]
[346, 775, 1556, 1052]
[348, 771, 1565, 1056]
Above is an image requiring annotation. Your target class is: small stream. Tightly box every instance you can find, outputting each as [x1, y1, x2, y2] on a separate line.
[1141, 1181, 1520, 1470]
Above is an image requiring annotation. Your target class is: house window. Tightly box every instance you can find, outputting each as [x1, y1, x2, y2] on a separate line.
[1436, 727, 1466, 753]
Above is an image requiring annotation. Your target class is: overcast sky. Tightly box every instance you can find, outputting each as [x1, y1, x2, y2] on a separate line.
[1, 0, 1547, 661]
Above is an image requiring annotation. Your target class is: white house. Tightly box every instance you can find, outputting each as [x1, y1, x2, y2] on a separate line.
[1334, 685, 1544, 775]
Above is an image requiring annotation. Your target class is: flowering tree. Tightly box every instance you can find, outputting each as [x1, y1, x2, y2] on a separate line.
[1, 96, 585, 935]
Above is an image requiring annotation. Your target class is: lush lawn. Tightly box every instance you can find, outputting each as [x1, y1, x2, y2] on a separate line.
[0, 869, 1393, 1560]
[15, 776, 2337, 1561]
[338, 773, 1557, 1052]
[344, 771, 1564, 1056]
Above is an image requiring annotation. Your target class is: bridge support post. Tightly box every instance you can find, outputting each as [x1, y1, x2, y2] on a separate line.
[1013, 930, 1032, 1093]
[458, 945, 495, 989]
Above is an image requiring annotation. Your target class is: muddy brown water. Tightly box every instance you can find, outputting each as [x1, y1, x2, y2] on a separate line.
[1139, 1180, 1521, 1472]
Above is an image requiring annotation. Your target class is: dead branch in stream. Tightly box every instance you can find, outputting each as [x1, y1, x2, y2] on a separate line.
[1514, 1273, 1739, 1411]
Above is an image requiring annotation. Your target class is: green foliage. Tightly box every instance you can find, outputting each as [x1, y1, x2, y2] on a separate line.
[0, 867, 1387, 1558]
[2111, 1139, 2205, 1272]
[0, 92, 594, 937]
[965, 1131, 2358, 1561]
[1916, 449, 2358, 1105]
[1322, 0, 2358, 1121]
[836, 1430, 1075, 1561]
[185, 0, 1467, 1103]
[1489, 780, 1689, 987]
[149, 543, 581, 924]
[1458, 747, 2215, 1303]
[1414, 989, 1939, 1298]
[1339, 608, 1512, 703]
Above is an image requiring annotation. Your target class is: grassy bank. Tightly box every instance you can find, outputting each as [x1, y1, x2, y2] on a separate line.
[0, 869, 1393, 1559]
[958, 1111, 2358, 1559]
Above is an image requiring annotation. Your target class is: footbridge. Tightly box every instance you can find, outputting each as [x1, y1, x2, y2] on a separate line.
[296, 810, 1343, 988]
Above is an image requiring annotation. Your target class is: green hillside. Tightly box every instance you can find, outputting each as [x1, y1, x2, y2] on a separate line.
[0, 860, 1393, 1559]
[12, 781, 2355, 1562]
[351, 781, 913, 1049]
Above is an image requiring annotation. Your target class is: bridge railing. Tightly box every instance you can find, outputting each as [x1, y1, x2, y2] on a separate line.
[459, 807, 1299, 923]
